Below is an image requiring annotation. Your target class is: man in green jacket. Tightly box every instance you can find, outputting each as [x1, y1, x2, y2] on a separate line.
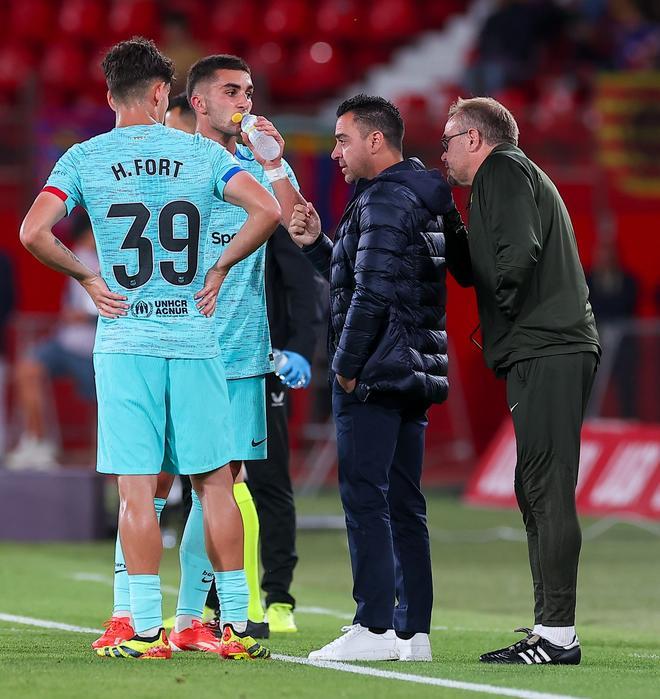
[441, 97, 600, 665]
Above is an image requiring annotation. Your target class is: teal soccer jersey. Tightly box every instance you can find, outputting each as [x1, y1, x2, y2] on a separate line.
[207, 144, 299, 378]
[44, 124, 242, 359]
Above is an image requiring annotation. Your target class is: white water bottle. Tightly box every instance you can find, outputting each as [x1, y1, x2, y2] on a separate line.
[272, 348, 288, 377]
[241, 113, 281, 161]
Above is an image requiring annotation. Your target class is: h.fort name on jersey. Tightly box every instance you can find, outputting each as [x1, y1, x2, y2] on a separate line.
[111, 158, 183, 181]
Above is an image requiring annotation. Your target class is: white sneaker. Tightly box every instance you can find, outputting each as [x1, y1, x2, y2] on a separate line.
[6, 437, 57, 471]
[395, 632, 432, 661]
[308, 624, 398, 661]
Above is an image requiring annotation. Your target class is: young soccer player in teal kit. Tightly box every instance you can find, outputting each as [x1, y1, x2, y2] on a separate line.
[95, 56, 307, 654]
[20, 38, 280, 660]
[168, 55, 305, 646]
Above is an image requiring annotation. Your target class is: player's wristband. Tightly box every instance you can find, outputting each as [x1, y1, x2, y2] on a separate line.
[264, 166, 288, 183]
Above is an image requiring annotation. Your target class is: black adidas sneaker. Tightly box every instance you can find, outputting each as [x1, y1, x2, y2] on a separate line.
[480, 627, 581, 665]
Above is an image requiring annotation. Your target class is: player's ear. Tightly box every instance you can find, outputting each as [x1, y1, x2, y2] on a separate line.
[369, 130, 385, 154]
[190, 93, 206, 116]
[154, 81, 168, 107]
[107, 91, 117, 113]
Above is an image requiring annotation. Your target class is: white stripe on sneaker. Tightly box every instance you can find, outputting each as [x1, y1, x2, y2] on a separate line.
[519, 651, 533, 664]
[538, 647, 552, 662]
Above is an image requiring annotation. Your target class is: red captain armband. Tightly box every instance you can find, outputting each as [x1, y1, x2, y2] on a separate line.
[42, 186, 68, 203]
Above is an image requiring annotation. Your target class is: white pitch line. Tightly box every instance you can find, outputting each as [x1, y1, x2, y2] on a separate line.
[296, 605, 353, 620]
[0, 613, 101, 635]
[629, 652, 660, 660]
[0, 612, 588, 699]
[274, 654, 588, 699]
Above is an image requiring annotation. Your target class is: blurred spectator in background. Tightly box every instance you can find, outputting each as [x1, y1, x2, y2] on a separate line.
[164, 92, 195, 133]
[7, 213, 97, 470]
[0, 251, 16, 460]
[160, 12, 203, 95]
[465, 0, 568, 95]
[611, 0, 660, 69]
[587, 237, 639, 417]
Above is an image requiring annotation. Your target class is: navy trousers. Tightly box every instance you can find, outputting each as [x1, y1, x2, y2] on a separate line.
[332, 380, 433, 634]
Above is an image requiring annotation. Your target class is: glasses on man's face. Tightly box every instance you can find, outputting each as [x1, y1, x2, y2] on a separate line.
[441, 130, 469, 152]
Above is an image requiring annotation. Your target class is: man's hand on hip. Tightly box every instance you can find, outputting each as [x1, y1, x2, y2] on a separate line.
[79, 275, 128, 319]
[195, 265, 229, 317]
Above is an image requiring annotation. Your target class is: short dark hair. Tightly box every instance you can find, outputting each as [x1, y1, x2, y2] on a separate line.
[102, 37, 174, 102]
[187, 55, 251, 103]
[167, 92, 193, 114]
[336, 94, 404, 151]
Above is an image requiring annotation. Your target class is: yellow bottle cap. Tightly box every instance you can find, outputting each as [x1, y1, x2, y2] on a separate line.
[231, 112, 243, 124]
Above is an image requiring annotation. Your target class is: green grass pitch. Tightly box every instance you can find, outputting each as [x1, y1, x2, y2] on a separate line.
[0, 494, 658, 699]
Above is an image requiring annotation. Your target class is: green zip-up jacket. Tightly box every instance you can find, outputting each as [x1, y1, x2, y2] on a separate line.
[449, 143, 600, 375]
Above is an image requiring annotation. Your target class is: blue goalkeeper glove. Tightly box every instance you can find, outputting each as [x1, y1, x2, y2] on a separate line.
[276, 350, 311, 389]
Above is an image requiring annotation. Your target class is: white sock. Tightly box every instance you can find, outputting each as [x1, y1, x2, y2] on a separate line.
[174, 614, 198, 632]
[138, 626, 161, 638]
[114, 610, 132, 623]
[225, 620, 247, 634]
[539, 625, 576, 646]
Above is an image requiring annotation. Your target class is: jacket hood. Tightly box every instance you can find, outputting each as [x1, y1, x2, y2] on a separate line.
[359, 158, 453, 216]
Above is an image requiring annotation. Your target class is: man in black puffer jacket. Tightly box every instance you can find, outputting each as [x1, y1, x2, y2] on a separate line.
[289, 95, 459, 662]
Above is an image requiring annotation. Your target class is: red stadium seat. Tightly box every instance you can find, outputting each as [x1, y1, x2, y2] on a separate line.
[366, 0, 420, 40]
[316, 0, 364, 40]
[210, 0, 260, 43]
[165, 0, 208, 41]
[491, 87, 533, 116]
[79, 47, 113, 107]
[41, 43, 89, 104]
[275, 41, 346, 101]
[350, 44, 392, 80]
[9, 0, 55, 45]
[58, 0, 107, 41]
[108, 0, 159, 40]
[0, 44, 36, 98]
[244, 41, 290, 84]
[394, 93, 443, 148]
[201, 37, 243, 60]
[263, 0, 310, 40]
[420, 0, 465, 28]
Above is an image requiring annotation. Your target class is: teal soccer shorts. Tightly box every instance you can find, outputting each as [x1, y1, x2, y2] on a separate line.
[94, 353, 234, 475]
[227, 375, 267, 461]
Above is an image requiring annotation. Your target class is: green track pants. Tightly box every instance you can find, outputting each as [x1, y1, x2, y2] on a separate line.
[506, 351, 598, 626]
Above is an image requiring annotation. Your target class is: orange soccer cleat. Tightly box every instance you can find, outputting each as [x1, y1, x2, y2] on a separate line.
[169, 619, 224, 653]
[220, 624, 271, 660]
[91, 616, 135, 649]
[96, 629, 172, 659]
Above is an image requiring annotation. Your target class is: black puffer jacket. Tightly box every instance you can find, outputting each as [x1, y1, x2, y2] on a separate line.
[304, 158, 454, 404]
